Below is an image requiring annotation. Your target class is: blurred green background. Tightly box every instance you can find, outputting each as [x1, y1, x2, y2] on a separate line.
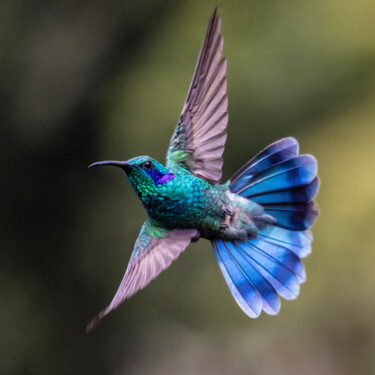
[1, 1, 375, 374]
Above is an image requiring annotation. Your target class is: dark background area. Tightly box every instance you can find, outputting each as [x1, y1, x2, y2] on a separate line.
[1, 1, 375, 374]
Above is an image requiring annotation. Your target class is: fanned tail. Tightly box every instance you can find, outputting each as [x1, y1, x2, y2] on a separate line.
[212, 137, 319, 317]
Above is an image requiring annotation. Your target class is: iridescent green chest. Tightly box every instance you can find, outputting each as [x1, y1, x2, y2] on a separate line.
[141, 171, 226, 231]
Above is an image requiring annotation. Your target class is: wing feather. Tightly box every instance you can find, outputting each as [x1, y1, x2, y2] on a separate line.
[86, 222, 197, 331]
[166, 8, 228, 184]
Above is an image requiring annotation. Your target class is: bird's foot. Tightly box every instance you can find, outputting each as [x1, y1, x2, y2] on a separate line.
[224, 207, 233, 217]
[220, 223, 229, 231]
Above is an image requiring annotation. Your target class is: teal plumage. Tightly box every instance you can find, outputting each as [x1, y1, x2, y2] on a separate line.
[123, 157, 224, 230]
[86, 9, 319, 331]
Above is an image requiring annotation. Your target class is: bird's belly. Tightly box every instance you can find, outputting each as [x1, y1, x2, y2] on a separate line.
[145, 188, 225, 231]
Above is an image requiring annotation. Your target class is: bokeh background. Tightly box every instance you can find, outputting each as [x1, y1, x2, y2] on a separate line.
[1, 1, 375, 374]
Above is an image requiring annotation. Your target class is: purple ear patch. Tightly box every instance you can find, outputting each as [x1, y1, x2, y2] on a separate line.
[156, 172, 175, 185]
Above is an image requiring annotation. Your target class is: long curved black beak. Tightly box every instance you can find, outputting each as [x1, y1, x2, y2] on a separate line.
[88, 160, 130, 170]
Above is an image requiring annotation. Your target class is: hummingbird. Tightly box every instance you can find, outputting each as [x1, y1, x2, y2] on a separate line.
[87, 8, 319, 331]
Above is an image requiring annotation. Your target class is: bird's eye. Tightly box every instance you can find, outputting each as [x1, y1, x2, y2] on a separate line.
[141, 161, 153, 170]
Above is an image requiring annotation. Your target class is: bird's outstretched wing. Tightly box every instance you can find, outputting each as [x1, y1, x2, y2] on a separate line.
[166, 8, 228, 184]
[86, 220, 197, 332]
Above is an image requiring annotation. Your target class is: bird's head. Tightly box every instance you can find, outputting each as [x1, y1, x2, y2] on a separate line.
[89, 156, 175, 197]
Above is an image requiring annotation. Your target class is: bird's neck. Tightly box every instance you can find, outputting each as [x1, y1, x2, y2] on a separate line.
[126, 174, 158, 198]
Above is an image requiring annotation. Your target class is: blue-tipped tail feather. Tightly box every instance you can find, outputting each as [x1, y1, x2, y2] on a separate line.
[212, 137, 319, 317]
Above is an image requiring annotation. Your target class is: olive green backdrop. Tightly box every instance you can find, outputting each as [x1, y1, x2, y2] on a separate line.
[1, 1, 374, 374]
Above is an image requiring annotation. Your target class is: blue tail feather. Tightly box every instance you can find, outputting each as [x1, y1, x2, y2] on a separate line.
[245, 253, 299, 300]
[213, 240, 263, 317]
[225, 241, 281, 315]
[258, 227, 312, 258]
[250, 177, 319, 205]
[237, 155, 317, 198]
[230, 137, 299, 192]
[245, 239, 306, 281]
[213, 237, 301, 315]
[236, 241, 301, 297]
[263, 202, 319, 230]
[212, 137, 319, 318]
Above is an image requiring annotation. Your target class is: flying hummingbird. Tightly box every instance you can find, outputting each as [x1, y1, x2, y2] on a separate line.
[87, 8, 319, 331]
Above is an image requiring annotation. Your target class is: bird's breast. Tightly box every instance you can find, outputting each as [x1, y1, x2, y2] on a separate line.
[141, 178, 225, 230]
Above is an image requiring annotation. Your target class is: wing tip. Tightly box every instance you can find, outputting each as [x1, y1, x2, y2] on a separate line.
[85, 308, 109, 333]
[212, 6, 219, 20]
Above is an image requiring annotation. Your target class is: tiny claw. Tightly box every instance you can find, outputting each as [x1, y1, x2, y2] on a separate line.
[224, 207, 233, 217]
